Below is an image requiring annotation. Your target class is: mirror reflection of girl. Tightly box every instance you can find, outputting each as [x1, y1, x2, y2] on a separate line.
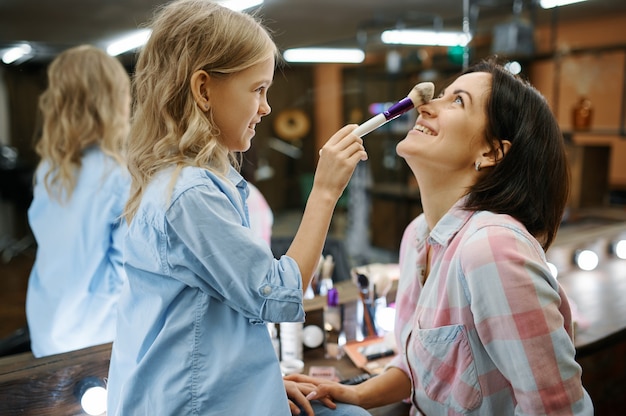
[106, 1, 368, 415]
[27, 44, 131, 358]
[289, 58, 594, 415]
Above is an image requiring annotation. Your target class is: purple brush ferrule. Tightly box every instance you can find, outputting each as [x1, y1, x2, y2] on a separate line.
[383, 97, 414, 121]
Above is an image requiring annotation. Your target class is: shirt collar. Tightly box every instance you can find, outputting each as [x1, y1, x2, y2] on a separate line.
[426, 195, 474, 248]
[227, 167, 249, 199]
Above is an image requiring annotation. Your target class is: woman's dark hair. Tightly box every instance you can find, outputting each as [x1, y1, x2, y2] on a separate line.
[463, 57, 569, 250]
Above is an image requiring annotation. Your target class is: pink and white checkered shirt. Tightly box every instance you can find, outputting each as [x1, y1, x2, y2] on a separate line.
[246, 183, 273, 247]
[388, 198, 593, 415]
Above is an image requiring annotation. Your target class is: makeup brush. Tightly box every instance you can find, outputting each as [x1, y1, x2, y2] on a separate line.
[356, 273, 377, 337]
[353, 81, 435, 138]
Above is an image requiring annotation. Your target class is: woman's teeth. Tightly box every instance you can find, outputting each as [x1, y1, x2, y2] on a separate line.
[414, 124, 434, 135]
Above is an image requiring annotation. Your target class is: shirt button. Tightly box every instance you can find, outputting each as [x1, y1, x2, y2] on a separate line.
[262, 285, 272, 295]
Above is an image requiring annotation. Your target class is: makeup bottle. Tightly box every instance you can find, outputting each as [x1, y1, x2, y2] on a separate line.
[324, 287, 345, 360]
[280, 322, 303, 361]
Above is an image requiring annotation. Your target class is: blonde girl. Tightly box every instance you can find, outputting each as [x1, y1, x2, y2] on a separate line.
[107, 1, 367, 415]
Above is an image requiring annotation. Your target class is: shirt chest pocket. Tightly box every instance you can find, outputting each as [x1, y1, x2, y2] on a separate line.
[409, 324, 482, 413]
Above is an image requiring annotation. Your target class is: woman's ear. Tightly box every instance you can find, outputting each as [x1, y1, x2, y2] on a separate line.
[498, 140, 511, 159]
[477, 139, 511, 169]
[191, 70, 210, 112]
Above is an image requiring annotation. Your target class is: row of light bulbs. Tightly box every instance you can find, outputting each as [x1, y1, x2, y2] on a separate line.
[547, 238, 626, 278]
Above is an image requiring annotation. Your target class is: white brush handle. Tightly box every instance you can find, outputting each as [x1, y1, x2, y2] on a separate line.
[352, 113, 386, 138]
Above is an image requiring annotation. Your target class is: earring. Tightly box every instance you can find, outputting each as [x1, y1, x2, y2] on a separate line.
[204, 104, 209, 111]
[474, 161, 481, 172]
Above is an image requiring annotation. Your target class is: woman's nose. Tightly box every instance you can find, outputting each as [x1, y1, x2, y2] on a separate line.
[417, 102, 434, 117]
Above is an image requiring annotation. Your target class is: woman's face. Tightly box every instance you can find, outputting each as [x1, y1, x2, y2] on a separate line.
[207, 56, 274, 152]
[397, 71, 492, 175]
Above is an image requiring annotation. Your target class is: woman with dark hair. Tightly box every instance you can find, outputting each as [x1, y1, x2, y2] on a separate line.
[288, 58, 593, 415]
[463, 59, 569, 251]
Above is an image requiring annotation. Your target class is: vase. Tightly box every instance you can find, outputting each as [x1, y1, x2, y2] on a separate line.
[572, 97, 593, 131]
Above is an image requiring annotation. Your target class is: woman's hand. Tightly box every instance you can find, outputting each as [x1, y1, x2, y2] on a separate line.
[284, 374, 362, 408]
[286, 367, 411, 410]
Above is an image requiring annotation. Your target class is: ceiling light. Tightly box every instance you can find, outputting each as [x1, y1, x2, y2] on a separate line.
[2, 44, 33, 64]
[283, 48, 365, 64]
[539, 0, 587, 9]
[381, 29, 471, 47]
[106, 29, 152, 56]
[105, 1, 263, 56]
[504, 61, 522, 75]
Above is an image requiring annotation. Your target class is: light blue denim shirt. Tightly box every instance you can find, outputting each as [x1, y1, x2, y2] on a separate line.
[26, 147, 129, 357]
[107, 165, 304, 415]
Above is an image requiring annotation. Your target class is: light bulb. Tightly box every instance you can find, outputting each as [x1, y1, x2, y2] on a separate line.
[81, 386, 107, 415]
[614, 240, 626, 260]
[75, 377, 107, 416]
[504, 61, 522, 75]
[575, 249, 599, 271]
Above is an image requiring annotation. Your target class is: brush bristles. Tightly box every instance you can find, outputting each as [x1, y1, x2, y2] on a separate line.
[407, 82, 435, 107]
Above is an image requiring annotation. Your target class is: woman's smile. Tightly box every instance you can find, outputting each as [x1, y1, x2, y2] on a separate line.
[413, 121, 436, 136]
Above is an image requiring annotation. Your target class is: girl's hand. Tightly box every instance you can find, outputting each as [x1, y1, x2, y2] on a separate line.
[284, 378, 337, 415]
[313, 125, 368, 202]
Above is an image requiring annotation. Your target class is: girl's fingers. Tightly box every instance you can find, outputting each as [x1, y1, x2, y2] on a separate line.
[287, 400, 301, 415]
[319, 138, 366, 164]
[319, 125, 362, 156]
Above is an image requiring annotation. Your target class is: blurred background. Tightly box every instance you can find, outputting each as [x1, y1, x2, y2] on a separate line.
[1, 1, 626, 412]
[2, 0, 625, 216]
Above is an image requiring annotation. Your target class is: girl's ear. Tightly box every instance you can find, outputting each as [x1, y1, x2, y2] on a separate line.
[191, 69, 210, 112]
[477, 139, 511, 170]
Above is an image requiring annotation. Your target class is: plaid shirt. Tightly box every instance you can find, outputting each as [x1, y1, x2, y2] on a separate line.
[246, 183, 273, 246]
[389, 198, 593, 415]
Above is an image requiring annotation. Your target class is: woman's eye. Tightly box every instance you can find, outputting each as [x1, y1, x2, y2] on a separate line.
[454, 95, 464, 105]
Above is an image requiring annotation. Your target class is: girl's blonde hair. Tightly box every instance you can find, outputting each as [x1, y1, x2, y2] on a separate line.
[35, 44, 130, 202]
[124, 0, 279, 222]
